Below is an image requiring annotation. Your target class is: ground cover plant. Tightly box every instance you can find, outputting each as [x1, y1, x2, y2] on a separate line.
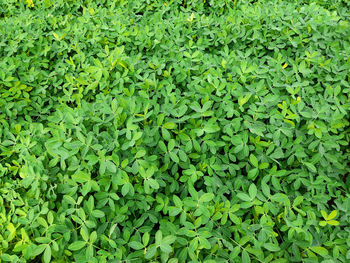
[0, 0, 350, 262]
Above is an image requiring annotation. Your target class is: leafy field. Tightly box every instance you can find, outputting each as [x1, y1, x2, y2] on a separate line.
[0, 0, 350, 262]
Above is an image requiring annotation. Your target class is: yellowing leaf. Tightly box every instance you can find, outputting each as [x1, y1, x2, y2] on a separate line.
[221, 59, 227, 68]
[26, 0, 34, 8]
[118, 61, 127, 69]
[15, 124, 21, 133]
[282, 63, 288, 69]
[53, 33, 60, 41]
[7, 223, 16, 241]
[121, 159, 129, 168]
[284, 119, 295, 127]
[239, 95, 250, 106]
[21, 228, 29, 242]
[321, 210, 327, 220]
[319, 221, 327, 227]
[187, 13, 195, 22]
[327, 220, 339, 226]
[327, 210, 337, 220]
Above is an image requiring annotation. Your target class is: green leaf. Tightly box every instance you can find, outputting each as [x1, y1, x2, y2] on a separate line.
[247, 168, 259, 179]
[162, 235, 176, 245]
[248, 184, 257, 199]
[310, 247, 328, 257]
[169, 152, 179, 163]
[92, 210, 105, 218]
[203, 123, 220, 133]
[155, 230, 162, 245]
[148, 178, 159, 189]
[163, 122, 177, 129]
[135, 149, 146, 158]
[43, 245, 51, 263]
[105, 161, 116, 173]
[142, 232, 150, 246]
[159, 141, 167, 152]
[121, 159, 129, 168]
[145, 245, 157, 259]
[32, 244, 46, 257]
[169, 207, 181, 216]
[68, 241, 86, 251]
[304, 162, 317, 173]
[261, 182, 270, 197]
[242, 250, 251, 263]
[90, 231, 97, 243]
[72, 171, 90, 183]
[1, 254, 12, 262]
[264, 243, 280, 252]
[160, 243, 172, 253]
[168, 139, 176, 152]
[173, 195, 183, 207]
[129, 241, 144, 250]
[122, 183, 130, 196]
[249, 154, 258, 168]
[199, 193, 214, 203]
[81, 227, 89, 242]
[63, 195, 76, 205]
[237, 193, 251, 202]
[293, 196, 303, 207]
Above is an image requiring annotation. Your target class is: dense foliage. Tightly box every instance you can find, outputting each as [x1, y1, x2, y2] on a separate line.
[1, 0, 350, 262]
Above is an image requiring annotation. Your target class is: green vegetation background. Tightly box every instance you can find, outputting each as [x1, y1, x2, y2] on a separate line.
[0, 0, 349, 262]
